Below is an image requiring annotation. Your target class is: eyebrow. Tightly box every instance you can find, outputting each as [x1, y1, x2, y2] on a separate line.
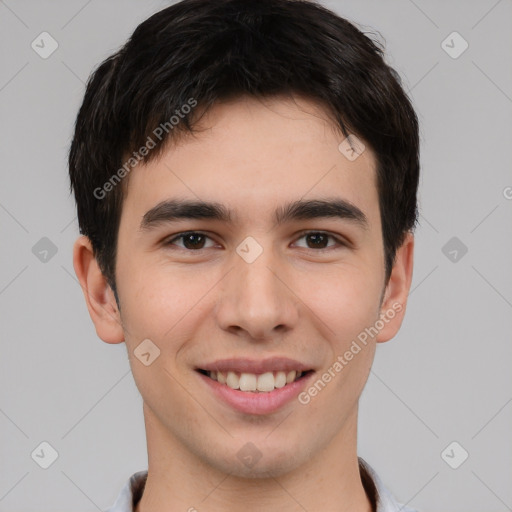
[139, 198, 369, 231]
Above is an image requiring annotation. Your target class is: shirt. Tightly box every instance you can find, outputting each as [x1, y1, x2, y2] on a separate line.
[105, 457, 418, 512]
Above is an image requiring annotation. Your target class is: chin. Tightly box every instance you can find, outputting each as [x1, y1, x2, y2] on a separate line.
[200, 440, 308, 479]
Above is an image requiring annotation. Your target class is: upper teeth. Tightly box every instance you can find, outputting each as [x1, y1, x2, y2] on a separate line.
[208, 370, 303, 392]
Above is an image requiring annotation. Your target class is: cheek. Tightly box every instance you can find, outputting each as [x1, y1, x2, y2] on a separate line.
[310, 265, 383, 345]
[117, 270, 205, 412]
[117, 262, 211, 340]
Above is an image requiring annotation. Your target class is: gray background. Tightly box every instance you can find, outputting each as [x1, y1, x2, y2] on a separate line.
[1, 0, 511, 511]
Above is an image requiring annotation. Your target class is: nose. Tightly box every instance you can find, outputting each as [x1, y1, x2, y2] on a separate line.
[214, 244, 300, 342]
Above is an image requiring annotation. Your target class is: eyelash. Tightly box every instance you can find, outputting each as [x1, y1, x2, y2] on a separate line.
[165, 230, 347, 251]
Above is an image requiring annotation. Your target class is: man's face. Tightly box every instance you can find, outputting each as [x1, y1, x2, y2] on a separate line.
[114, 96, 397, 476]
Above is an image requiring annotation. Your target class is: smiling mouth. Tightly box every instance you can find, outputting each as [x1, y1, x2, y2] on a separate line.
[197, 369, 313, 393]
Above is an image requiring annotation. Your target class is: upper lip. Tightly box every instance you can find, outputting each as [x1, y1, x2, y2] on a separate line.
[197, 357, 313, 374]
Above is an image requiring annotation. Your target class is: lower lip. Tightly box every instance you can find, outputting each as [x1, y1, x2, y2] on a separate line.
[198, 372, 314, 415]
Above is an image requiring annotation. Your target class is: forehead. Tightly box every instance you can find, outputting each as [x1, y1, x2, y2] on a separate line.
[122, 95, 379, 228]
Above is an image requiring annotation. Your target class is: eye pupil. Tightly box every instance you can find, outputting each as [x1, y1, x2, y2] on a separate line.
[183, 233, 205, 249]
[307, 233, 328, 248]
[171, 231, 338, 251]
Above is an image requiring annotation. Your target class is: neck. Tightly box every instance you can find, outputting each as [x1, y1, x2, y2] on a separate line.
[136, 404, 374, 512]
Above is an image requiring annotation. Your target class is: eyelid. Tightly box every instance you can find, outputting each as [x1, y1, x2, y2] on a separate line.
[292, 230, 348, 249]
[165, 231, 219, 249]
[165, 230, 348, 251]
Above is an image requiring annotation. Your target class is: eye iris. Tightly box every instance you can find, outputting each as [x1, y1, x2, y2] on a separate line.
[183, 233, 205, 249]
[177, 233, 332, 250]
[307, 233, 328, 248]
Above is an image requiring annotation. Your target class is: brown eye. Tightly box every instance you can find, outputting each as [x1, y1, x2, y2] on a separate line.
[305, 233, 329, 249]
[294, 231, 344, 250]
[167, 232, 215, 250]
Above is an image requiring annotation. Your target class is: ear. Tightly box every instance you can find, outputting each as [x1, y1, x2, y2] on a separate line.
[376, 232, 414, 344]
[72, 236, 125, 344]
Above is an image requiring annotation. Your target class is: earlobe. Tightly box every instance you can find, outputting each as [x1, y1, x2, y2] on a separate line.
[72, 236, 125, 344]
[376, 232, 414, 344]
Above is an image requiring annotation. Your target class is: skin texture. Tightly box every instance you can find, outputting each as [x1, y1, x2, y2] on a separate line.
[73, 95, 414, 512]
